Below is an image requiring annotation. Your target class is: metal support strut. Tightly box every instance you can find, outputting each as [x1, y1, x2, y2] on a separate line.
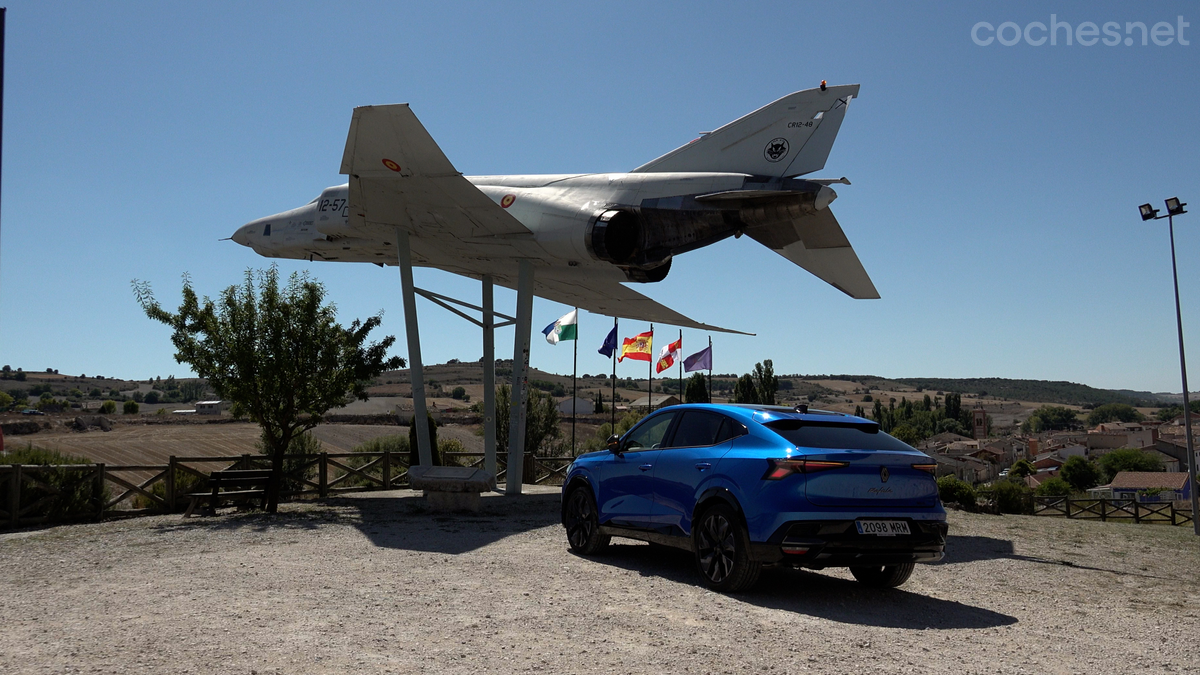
[506, 260, 534, 495]
[395, 228, 432, 467]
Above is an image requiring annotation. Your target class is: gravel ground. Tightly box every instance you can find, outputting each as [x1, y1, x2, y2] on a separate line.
[2, 491, 1198, 674]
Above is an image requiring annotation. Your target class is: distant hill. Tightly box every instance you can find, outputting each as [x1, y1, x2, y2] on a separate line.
[893, 378, 1162, 408]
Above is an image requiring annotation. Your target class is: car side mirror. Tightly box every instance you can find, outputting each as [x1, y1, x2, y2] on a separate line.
[606, 434, 622, 453]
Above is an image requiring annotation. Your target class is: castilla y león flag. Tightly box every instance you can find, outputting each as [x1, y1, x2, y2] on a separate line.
[618, 330, 653, 362]
[656, 338, 682, 374]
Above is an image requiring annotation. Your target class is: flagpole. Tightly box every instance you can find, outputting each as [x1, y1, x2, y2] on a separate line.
[571, 307, 578, 456]
[707, 335, 713, 402]
[611, 317, 617, 432]
[648, 323, 654, 413]
[678, 329, 683, 403]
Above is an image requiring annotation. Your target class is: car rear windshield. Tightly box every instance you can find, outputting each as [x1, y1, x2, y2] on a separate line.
[764, 420, 915, 452]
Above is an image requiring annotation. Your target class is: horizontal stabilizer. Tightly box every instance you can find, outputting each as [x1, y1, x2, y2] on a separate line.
[744, 208, 879, 299]
[632, 84, 859, 178]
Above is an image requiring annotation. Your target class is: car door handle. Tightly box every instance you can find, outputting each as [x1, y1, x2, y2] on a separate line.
[694, 462, 712, 471]
[639, 464, 653, 471]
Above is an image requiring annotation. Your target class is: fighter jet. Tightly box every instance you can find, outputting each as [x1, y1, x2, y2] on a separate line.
[231, 83, 876, 485]
[232, 83, 877, 333]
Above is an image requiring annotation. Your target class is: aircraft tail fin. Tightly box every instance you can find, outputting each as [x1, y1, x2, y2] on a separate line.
[631, 84, 859, 178]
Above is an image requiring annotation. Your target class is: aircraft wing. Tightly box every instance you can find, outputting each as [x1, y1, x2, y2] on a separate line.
[743, 207, 880, 299]
[339, 104, 532, 239]
[530, 271, 753, 335]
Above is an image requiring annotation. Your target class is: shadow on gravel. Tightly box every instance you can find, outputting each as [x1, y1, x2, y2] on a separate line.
[587, 543, 1018, 630]
[154, 491, 562, 556]
[936, 535, 1173, 579]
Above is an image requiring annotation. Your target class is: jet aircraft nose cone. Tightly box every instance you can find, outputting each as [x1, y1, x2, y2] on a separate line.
[232, 224, 252, 246]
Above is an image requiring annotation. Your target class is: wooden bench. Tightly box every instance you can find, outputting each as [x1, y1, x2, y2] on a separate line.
[183, 468, 273, 517]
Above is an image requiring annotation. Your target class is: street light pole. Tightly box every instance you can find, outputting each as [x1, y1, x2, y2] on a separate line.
[1168, 212, 1199, 536]
[1143, 198, 1198, 535]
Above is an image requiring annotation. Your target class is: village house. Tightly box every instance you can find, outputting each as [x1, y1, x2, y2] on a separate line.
[1091, 471, 1192, 503]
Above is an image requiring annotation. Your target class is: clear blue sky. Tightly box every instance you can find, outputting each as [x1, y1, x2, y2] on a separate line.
[1, 1, 1197, 393]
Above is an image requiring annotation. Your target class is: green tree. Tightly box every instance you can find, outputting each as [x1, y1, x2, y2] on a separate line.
[134, 266, 403, 512]
[684, 373, 709, 403]
[937, 475, 977, 510]
[592, 389, 605, 414]
[178, 380, 208, 402]
[1098, 448, 1164, 482]
[1059, 456, 1103, 491]
[752, 360, 778, 406]
[451, 386, 466, 400]
[143, 391, 160, 404]
[0, 391, 13, 411]
[123, 400, 140, 415]
[1010, 459, 1036, 478]
[731, 374, 759, 404]
[891, 424, 921, 446]
[494, 384, 562, 456]
[89, 388, 103, 397]
[1035, 477, 1073, 497]
[1155, 400, 1200, 422]
[99, 400, 117, 414]
[1021, 406, 1081, 432]
[1087, 403, 1144, 426]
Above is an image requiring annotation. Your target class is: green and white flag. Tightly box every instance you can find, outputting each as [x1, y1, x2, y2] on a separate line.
[541, 309, 578, 345]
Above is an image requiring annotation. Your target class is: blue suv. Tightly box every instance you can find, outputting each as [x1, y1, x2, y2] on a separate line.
[561, 404, 947, 592]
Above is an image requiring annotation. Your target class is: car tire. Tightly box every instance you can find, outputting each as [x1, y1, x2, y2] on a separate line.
[693, 503, 761, 592]
[849, 562, 915, 588]
[564, 487, 610, 555]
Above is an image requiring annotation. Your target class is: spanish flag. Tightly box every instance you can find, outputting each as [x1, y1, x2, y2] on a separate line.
[618, 330, 653, 362]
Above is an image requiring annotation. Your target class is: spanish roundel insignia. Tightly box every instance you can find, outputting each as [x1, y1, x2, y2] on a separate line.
[382, 158, 402, 172]
[500, 194, 516, 208]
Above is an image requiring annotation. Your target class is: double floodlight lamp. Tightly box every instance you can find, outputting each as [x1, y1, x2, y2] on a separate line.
[1140, 197, 1188, 221]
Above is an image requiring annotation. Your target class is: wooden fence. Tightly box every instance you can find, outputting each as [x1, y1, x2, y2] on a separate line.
[0, 451, 574, 529]
[1033, 495, 1194, 526]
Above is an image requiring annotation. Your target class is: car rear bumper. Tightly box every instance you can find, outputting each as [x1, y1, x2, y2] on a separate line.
[749, 518, 947, 567]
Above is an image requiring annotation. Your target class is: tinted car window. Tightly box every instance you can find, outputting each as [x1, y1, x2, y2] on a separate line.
[624, 412, 676, 450]
[666, 411, 726, 448]
[765, 420, 914, 452]
[715, 418, 747, 444]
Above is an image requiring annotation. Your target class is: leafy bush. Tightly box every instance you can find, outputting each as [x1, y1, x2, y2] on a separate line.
[123, 400, 140, 415]
[1035, 477, 1073, 497]
[0, 446, 106, 521]
[143, 391, 160, 404]
[339, 434, 410, 488]
[99, 400, 117, 414]
[991, 479, 1034, 514]
[937, 475, 977, 511]
[451, 386, 466, 400]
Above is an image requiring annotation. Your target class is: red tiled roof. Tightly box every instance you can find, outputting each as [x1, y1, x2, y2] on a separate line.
[1109, 472, 1189, 490]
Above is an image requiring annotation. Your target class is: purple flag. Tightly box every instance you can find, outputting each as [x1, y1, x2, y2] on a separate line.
[683, 345, 712, 372]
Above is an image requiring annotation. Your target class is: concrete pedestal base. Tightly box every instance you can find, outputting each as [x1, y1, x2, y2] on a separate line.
[424, 490, 482, 512]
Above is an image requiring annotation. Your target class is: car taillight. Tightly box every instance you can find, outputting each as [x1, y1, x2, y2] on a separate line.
[911, 463, 937, 474]
[763, 458, 849, 480]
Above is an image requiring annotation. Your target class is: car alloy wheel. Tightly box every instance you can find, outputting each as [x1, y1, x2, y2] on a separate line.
[697, 512, 736, 583]
[693, 504, 761, 592]
[564, 487, 609, 555]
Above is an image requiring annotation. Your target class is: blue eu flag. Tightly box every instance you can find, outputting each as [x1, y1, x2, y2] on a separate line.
[598, 325, 618, 357]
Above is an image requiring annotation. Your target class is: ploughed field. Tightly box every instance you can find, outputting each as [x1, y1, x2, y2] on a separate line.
[1, 491, 1197, 674]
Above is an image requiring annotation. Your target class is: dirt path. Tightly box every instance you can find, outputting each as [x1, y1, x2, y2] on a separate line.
[1, 495, 1197, 674]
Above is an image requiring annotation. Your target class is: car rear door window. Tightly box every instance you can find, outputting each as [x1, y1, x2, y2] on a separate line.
[624, 412, 676, 450]
[666, 411, 726, 448]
